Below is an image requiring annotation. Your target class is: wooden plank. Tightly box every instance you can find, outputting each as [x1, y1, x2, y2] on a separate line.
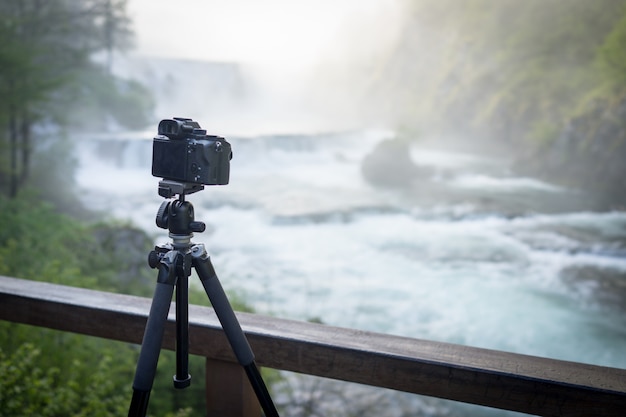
[1, 275, 626, 416]
[205, 358, 260, 417]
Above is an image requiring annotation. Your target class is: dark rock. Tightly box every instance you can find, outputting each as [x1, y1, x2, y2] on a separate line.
[361, 138, 430, 187]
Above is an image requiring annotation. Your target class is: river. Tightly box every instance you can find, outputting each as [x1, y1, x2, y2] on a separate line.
[74, 129, 626, 416]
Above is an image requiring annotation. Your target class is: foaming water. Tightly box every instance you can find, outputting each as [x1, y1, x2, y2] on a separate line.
[203, 205, 626, 364]
[450, 174, 567, 192]
[75, 130, 626, 415]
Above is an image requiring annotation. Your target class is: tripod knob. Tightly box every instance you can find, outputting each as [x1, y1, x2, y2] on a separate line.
[156, 201, 170, 229]
[189, 221, 206, 233]
[148, 250, 160, 269]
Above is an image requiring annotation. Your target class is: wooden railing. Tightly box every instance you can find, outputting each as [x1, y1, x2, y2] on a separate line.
[1, 275, 625, 417]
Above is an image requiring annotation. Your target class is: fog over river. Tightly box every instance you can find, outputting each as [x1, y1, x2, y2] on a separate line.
[74, 127, 626, 416]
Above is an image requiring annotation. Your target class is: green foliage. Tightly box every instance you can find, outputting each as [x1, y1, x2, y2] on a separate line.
[25, 136, 87, 219]
[0, 341, 130, 417]
[0, 0, 134, 108]
[0, 195, 87, 285]
[0, 194, 153, 293]
[597, 10, 626, 90]
[0, 325, 208, 417]
[356, 0, 626, 204]
[528, 121, 560, 148]
[0, 194, 199, 415]
[65, 65, 155, 132]
[461, 0, 624, 142]
[382, 0, 626, 144]
[108, 79, 155, 130]
[0, 0, 153, 198]
[146, 351, 207, 416]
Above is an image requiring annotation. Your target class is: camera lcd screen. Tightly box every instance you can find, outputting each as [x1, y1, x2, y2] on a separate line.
[152, 137, 188, 181]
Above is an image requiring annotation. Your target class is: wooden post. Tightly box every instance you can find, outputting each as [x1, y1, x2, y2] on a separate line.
[205, 359, 260, 417]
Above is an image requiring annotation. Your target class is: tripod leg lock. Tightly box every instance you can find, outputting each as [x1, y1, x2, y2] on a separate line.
[190, 243, 210, 262]
[154, 251, 179, 286]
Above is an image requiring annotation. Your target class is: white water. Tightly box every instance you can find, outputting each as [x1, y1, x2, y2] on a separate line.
[74, 130, 626, 416]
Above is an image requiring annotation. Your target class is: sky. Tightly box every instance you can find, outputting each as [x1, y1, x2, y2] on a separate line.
[129, 0, 404, 72]
[126, 0, 406, 134]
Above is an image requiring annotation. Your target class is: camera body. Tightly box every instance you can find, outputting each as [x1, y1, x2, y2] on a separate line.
[152, 117, 232, 186]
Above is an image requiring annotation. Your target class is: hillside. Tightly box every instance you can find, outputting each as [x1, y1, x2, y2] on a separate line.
[363, 0, 626, 207]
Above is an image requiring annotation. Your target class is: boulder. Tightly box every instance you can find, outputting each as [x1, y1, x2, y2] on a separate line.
[361, 138, 427, 187]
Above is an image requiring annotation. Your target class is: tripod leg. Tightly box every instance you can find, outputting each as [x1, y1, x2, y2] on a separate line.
[129, 254, 177, 417]
[191, 244, 280, 417]
[174, 274, 191, 388]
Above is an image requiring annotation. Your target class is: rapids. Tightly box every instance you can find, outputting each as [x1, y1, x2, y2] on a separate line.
[74, 129, 626, 416]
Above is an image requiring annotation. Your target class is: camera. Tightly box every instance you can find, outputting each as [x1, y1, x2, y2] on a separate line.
[152, 117, 232, 188]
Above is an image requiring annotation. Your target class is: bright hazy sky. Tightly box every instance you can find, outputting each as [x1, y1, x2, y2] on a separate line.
[127, 0, 405, 133]
[129, 0, 402, 71]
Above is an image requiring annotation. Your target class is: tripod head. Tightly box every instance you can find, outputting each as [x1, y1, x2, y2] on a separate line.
[149, 195, 205, 269]
[156, 197, 206, 236]
[155, 179, 206, 237]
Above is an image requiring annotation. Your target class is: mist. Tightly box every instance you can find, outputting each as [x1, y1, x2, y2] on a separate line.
[119, 0, 408, 136]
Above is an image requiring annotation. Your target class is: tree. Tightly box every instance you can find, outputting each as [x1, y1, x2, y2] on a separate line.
[0, 0, 136, 198]
[598, 10, 626, 90]
[370, 0, 626, 144]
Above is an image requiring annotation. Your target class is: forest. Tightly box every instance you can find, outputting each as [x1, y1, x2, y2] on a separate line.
[1, 0, 626, 416]
[0, 0, 153, 200]
[0, 1, 199, 416]
[367, 0, 626, 208]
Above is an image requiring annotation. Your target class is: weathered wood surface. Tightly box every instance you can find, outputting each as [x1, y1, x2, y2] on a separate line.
[205, 358, 260, 417]
[2, 275, 626, 416]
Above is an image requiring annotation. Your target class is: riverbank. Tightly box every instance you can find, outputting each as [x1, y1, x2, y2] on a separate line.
[513, 94, 626, 210]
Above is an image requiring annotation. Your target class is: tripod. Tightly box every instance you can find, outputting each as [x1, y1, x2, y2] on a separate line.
[128, 184, 279, 417]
